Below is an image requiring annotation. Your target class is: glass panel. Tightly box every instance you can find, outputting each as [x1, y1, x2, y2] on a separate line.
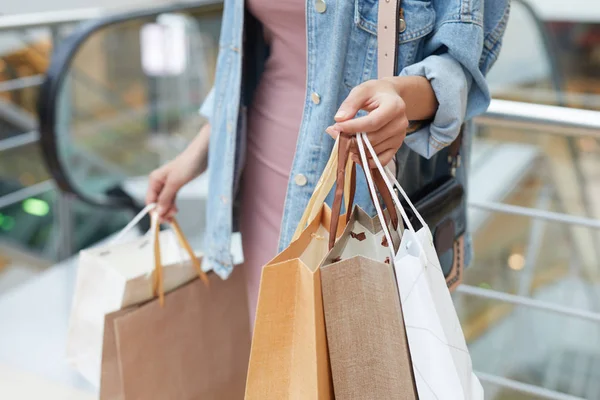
[54, 8, 222, 203]
[462, 302, 600, 399]
[487, 0, 556, 102]
[489, 0, 600, 110]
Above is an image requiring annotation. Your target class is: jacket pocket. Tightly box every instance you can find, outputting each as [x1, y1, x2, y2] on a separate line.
[355, 0, 436, 43]
[344, 0, 436, 89]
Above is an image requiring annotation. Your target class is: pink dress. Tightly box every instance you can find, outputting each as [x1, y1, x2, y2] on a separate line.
[240, 0, 307, 329]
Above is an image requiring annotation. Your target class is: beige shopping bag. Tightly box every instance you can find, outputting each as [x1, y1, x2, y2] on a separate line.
[245, 137, 357, 400]
[319, 133, 417, 400]
[100, 270, 251, 400]
[99, 215, 251, 399]
[67, 205, 219, 387]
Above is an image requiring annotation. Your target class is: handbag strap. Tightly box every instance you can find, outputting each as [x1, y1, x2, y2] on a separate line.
[378, 0, 401, 79]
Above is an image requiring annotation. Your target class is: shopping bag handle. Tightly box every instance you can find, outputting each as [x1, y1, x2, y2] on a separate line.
[111, 203, 157, 243]
[328, 133, 399, 250]
[359, 133, 429, 234]
[150, 211, 210, 306]
[357, 132, 430, 261]
[113, 203, 209, 306]
[292, 136, 356, 241]
[353, 134, 397, 261]
[328, 133, 355, 250]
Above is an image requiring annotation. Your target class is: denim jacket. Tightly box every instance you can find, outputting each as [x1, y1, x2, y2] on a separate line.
[201, 0, 510, 278]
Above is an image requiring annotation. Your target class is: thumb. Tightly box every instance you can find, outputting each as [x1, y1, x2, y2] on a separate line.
[156, 179, 181, 217]
[334, 82, 375, 122]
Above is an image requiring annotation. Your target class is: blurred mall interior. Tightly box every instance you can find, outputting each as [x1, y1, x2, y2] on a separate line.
[2, 0, 600, 399]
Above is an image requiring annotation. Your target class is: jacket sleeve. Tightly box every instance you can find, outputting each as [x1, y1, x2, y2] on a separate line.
[401, 0, 510, 159]
[198, 86, 215, 122]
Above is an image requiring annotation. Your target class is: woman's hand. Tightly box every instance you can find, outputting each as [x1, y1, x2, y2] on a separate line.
[325, 76, 437, 167]
[146, 123, 210, 221]
[326, 79, 408, 167]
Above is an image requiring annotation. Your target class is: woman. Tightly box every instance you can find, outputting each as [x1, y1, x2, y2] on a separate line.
[147, 0, 510, 327]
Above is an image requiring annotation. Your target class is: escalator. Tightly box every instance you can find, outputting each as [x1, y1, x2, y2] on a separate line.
[0, 2, 225, 396]
[37, 0, 221, 220]
[1, 2, 223, 266]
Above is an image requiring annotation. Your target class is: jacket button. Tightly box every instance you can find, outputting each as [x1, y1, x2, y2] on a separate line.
[399, 18, 407, 33]
[311, 92, 321, 105]
[294, 174, 308, 187]
[315, 0, 326, 13]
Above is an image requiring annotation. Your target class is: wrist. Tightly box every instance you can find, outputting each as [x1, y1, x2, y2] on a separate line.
[386, 75, 438, 121]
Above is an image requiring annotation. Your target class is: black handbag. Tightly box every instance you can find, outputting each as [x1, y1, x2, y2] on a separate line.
[404, 130, 466, 291]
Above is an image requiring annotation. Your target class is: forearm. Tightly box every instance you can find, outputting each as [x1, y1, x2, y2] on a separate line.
[181, 122, 211, 173]
[386, 76, 438, 122]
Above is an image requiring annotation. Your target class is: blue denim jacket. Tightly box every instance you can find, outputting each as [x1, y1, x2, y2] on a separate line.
[201, 0, 510, 277]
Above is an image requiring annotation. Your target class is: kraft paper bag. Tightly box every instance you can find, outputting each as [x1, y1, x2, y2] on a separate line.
[100, 268, 251, 400]
[320, 206, 416, 400]
[245, 136, 355, 400]
[245, 205, 351, 399]
[67, 204, 244, 387]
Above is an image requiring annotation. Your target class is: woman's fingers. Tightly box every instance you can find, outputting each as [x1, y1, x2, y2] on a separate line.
[347, 117, 407, 157]
[162, 206, 179, 223]
[334, 80, 379, 122]
[146, 168, 167, 205]
[157, 178, 183, 218]
[334, 94, 404, 134]
[328, 79, 408, 169]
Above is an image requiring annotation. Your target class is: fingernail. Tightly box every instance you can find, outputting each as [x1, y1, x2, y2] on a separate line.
[156, 206, 164, 216]
[335, 110, 347, 120]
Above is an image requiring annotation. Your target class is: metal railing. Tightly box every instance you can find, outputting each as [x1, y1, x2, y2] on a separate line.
[467, 100, 600, 400]
[0, 8, 103, 32]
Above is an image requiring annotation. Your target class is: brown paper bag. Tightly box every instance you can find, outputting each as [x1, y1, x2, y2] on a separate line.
[100, 268, 251, 400]
[245, 205, 346, 400]
[321, 206, 416, 400]
[245, 136, 357, 400]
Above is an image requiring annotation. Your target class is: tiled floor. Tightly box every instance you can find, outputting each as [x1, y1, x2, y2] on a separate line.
[0, 364, 95, 400]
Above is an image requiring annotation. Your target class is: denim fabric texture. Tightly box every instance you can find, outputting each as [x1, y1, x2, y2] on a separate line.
[200, 0, 510, 278]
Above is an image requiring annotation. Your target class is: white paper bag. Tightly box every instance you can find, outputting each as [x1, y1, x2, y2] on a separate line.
[357, 134, 483, 400]
[67, 205, 207, 388]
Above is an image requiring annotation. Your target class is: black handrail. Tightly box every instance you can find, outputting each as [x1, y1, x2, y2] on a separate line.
[37, 0, 222, 209]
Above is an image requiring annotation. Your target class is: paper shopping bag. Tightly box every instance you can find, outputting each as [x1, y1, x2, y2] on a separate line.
[313, 132, 414, 399]
[100, 268, 251, 400]
[244, 206, 343, 400]
[320, 207, 415, 400]
[359, 132, 483, 399]
[66, 208, 217, 387]
[245, 136, 357, 400]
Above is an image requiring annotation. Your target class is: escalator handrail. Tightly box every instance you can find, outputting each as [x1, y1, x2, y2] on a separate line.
[37, 0, 223, 208]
